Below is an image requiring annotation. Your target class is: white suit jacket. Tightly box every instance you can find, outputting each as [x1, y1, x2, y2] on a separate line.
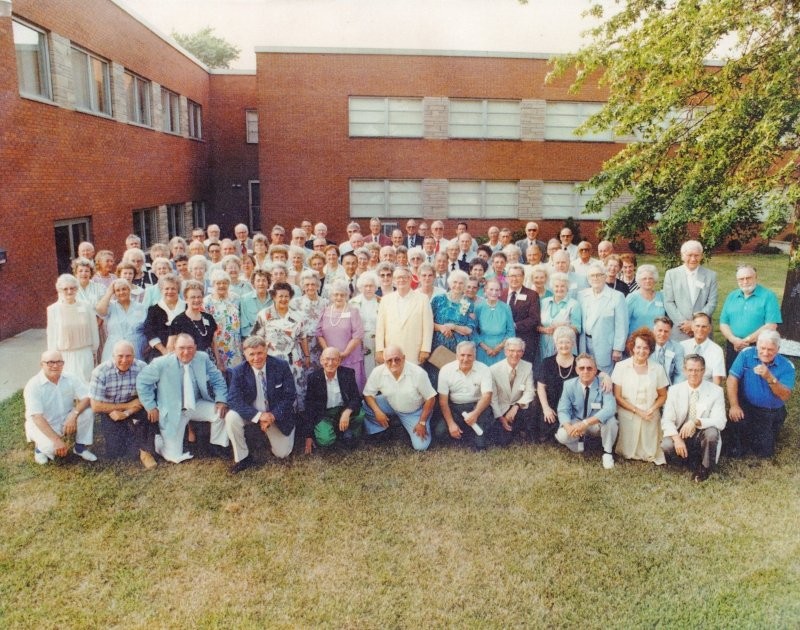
[663, 265, 718, 340]
[661, 379, 726, 437]
[490, 359, 534, 418]
[375, 291, 433, 364]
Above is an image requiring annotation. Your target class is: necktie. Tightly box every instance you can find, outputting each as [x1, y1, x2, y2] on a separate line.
[435, 240, 440, 253]
[688, 389, 698, 426]
[657, 346, 665, 366]
[349, 279, 355, 297]
[583, 385, 591, 418]
[451, 262, 456, 272]
[241, 242, 247, 255]
[694, 344, 702, 356]
[461, 253, 467, 263]
[509, 291, 517, 308]
[259, 369, 269, 411]
[182, 364, 196, 410]
[510, 367, 517, 389]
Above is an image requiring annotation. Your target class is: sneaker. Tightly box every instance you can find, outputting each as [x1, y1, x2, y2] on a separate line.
[602, 453, 614, 470]
[34, 450, 49, 465]
[73, 447, 98, 462]
[576, 441, 585, 454]
[139, 450, 157, 470]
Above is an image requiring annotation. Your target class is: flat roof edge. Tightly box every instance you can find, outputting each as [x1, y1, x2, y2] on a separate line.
[254, 46, 557, 60]
[209, 69, 257, 75]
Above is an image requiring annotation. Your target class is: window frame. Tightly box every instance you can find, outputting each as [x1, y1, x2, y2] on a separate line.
[166, 203, 186, 239]
[12, 18, 53, 101]
[541, 182, 610, 220]
[161, 88, 181, 134]
[70, 45, 112, 116]
[188, 99, 203, 139]
[447, 180, 520, 218]
[245, 109, 259, 143]
[349, 179, 424, 218]
[124, 70, 152, 126]
[133, 207, 158, 250]
[544, 101, 613, 142]
[54, 217, 91, 274]
[448, 99, 521, 140]
[192, 201, 206, 230]
[348, 97, 424, 138]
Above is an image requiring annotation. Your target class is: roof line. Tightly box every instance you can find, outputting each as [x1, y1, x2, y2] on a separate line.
[254, 46, 556, 60]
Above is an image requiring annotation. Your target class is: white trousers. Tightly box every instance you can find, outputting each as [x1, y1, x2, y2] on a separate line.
[158, 400, 229, 463]
[225, 410, 295, 461]
[25, 409, 94, 459]
[556, 418, 619, 454]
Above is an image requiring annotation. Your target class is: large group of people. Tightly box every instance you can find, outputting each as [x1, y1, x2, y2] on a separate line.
[24, 219, 794, 482]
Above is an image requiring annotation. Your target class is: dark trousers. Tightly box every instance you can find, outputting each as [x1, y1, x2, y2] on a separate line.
[100, 409, 157, 458]
[531, 399, 560, 443]
[728, 402, 786, 458]
[662, 427, 720, 471]
[434, 402, 495, 450]
[493, 405, 535, 447]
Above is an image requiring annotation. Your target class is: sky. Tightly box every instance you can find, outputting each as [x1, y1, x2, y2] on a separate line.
[122, 0, 604, 69]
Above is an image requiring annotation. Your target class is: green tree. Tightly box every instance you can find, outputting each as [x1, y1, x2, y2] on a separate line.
[549, 0, 800, 264]
[172, 26, 240, 69]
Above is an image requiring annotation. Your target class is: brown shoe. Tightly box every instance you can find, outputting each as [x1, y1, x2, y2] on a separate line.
[140, 450, 157, 470]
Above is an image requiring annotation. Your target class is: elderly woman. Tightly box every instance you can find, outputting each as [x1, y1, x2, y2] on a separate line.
[142, 273, 184, 361]
[525, 243, 543, 267]
[142, 257, 174, 307]
[47, 274, 100, 383]
[72, 257, 104, 308]
[534, 326, 612, 443]
[416, 262, 445, 301]
[376, 261, 395, 298]
[203, 269, 243, 371]
[168, 236, 188, 262]
[91, 250, 116, 289]
[97, 278, 147, 361]
[322, 245, 341, 282]
[604, 254, 628, 295]
[252, 281, 308, 406]
[502, 244, 522, 265]
[307, 252, 326, 295]
[526, 263, 553, 301]
[538, 271, 582, 362]
[122, 247, 154, 287]
[626, 264, 665, 333]
[612, 327, 668, 464]
[116, 262, 146, 304]
[292, 269, 328, 370]
[187, 254, 209, 292]
[168, 280, 217, 356]
[475, 279, 515, 366]
[431, 270, 475, 354]
[355, 247, 371, 276]
[288, 245, 307, 283]
[578, 262, 628, 374]
[618, 253, 639, 294]
[317, 279, 366, 388]
[365, 242, 381, 269]
[407, 247, 424, 288]
[240, 253, 256, 287]
[350, 271, 380, 376]
[268, 244, 289, 264]
[252, 233, 270, 268]
[239, 269, 272, 337]
[221, 255, 251, 300]
[469, 258, 489, 298]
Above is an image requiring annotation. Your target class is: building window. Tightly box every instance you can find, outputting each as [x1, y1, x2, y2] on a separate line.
[245, 109, 259, 143]
[133, 208, 158, 250]
[449, 99, 521, 139]
[54, 217, 91, 274]
[167, 204, 186, 238]
[350, 180, 423, 217]
[161, 88, 180, 133]
[541, 182, 609, 219]
[192, 201, 206, 230]
[248, 181, 261, 232]
[188, 100, 202, 139]
[70, 46, 111, 115]
[544, 102, 612, 142]
[124, 71, 151, 125]
[349, 97, 424, 137]
[448, 181, 519, 218]
[13, 19, 52, 100]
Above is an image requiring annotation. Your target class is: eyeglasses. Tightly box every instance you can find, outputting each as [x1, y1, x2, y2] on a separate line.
[385, 357, 403, 364]
[43, 360, 65, 366]
[60, 287, 78, 292]
[576, 366, 595, 371]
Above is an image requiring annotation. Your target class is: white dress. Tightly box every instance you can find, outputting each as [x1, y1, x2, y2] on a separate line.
[46, 301, 99, 384]
[351, 294, 379, 376]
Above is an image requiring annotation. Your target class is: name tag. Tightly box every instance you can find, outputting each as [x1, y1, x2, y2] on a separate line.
[665, 350, 675, 359]
[340, 311, 351, 319]
[655, 301, 663, 307]
[591, 402, 602, 410]
[516, 293, 527, 301]
[696, 281, 705, 289]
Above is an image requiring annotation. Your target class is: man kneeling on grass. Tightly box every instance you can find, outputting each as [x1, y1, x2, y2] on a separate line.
[555, 353, 618, 469]
[24, 350, 96, 465]
[305, 347, 365, 448]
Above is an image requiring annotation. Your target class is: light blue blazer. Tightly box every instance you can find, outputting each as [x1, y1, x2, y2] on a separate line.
[578, 286, 628, 372]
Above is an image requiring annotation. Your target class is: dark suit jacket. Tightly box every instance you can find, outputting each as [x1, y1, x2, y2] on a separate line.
[227, 358, 296, 436]
[405, 234, 424, 248]
[305, 238, 336, 250]
[365, 233, 391, 246]
[500, 286, 541, 363]
[305, 366, 361, 425]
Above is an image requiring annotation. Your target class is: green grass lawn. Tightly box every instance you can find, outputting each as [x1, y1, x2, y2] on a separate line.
[1, 254, 798, 628]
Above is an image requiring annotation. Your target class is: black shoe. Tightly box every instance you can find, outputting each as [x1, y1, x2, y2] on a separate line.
[230, 456, 253, 474]
[692, 466, 710, 483]
[209, 444, 230, 459]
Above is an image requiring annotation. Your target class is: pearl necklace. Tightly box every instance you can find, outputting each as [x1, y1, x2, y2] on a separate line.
[328, 307, 345, 327]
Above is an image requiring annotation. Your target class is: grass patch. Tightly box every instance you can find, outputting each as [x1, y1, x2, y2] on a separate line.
[1, 254, 798, 628]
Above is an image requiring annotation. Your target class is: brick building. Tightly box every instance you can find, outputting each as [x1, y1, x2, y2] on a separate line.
[2, 0, 635, 340]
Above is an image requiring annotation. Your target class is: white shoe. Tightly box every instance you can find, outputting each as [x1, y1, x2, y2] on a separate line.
[575, 441, 585, 454]
[602, 453, 614, 470]
[34, 450, 49, 465]
[73, 447, 98, 462]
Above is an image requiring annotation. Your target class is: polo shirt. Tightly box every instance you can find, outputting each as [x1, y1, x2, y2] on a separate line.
[719, 285, 782, 338]
[363, 362, 436, 413]
[729, 347, 795, 410]
[437, 360, 493, 405]
[24, 371, 88, 424]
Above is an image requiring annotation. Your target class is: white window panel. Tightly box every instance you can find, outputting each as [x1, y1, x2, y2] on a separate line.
[124, 71, 151, 126]
[449, 99, 521, 139]
[161, 89, 180, 133]
[245, 109, 259, 143]
[542, 182, 611, 219]
[188, 100, 202, 139]
[71, 46, 111, 115]
[349, 97, 423, 137]
[449, 181, 519, 218]
[350, 180, 423, 217]
[13, 19, 52, 100]
[544, 102, 611, 142]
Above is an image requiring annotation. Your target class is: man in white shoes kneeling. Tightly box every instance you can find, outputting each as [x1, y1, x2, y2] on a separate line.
[556, 353, 618, 469]
[24, 350, 96, 465]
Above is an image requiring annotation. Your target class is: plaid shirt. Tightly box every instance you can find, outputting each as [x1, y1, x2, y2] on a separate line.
[89, 359, 147, 404]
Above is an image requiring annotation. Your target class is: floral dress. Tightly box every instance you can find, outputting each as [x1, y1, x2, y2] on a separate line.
[252, 305, 307, 410]
[203, 295, 243, 370]
[292, 293, 329, 371]
[430, 293, 475, 352]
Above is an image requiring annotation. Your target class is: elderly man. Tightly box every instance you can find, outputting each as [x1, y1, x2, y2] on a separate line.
[571, 241, 600, 277]
[430, 220, 449, 253]
[125, 233, 142, 250]
[485, 226, 502, 252]
[289, 227, 307, 248]
[89, 340, 157, 469]
[597, 240, 614, 263]
[137, 333, 229, 463]
[269, 224, 286, 246]
[727, 330, 795, 459]
[559, 227, 578, 259]
[719, 264, 781, 371]
[77, 241, 96, 261]
[362, 345, 437, 451]
[190, 227, 206, 243]
[339, 222, 362, 253]
[490, 338, 535, 446]
[516, 222, 547, 261]
[437, 341, 494, 450]
[204, 224, 221, 247]
[456, 232, 476, 271]
[306, 222, 335, 249]
[551, 250, 588, 299]
[661, 354, 727, 482]
[375, 266, 433, 366]
[404, 219, 424, 248]
[24, 351, 96, 464]
[578, 262, 628, 374]
[501, 264, 541, 365]
[233, 223, 253, 255]
[652, 316, 686, 386]
[225, 336, 296, 472]
[364, 218, 390, 246]
[556, 353, 618, 469]
[679, 312, 725, 385]
[663, 239, 718, 341]
[305, 347, 365, 448]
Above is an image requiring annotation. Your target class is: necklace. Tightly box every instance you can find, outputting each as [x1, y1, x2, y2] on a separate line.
[557, 359, 574, 380]
[328, 306, 345, 327]
[189, 313, 210, 337]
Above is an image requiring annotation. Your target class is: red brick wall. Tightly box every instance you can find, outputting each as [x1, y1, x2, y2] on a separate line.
[0, 3, 210, 339]
[207, 73, 259, 236]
